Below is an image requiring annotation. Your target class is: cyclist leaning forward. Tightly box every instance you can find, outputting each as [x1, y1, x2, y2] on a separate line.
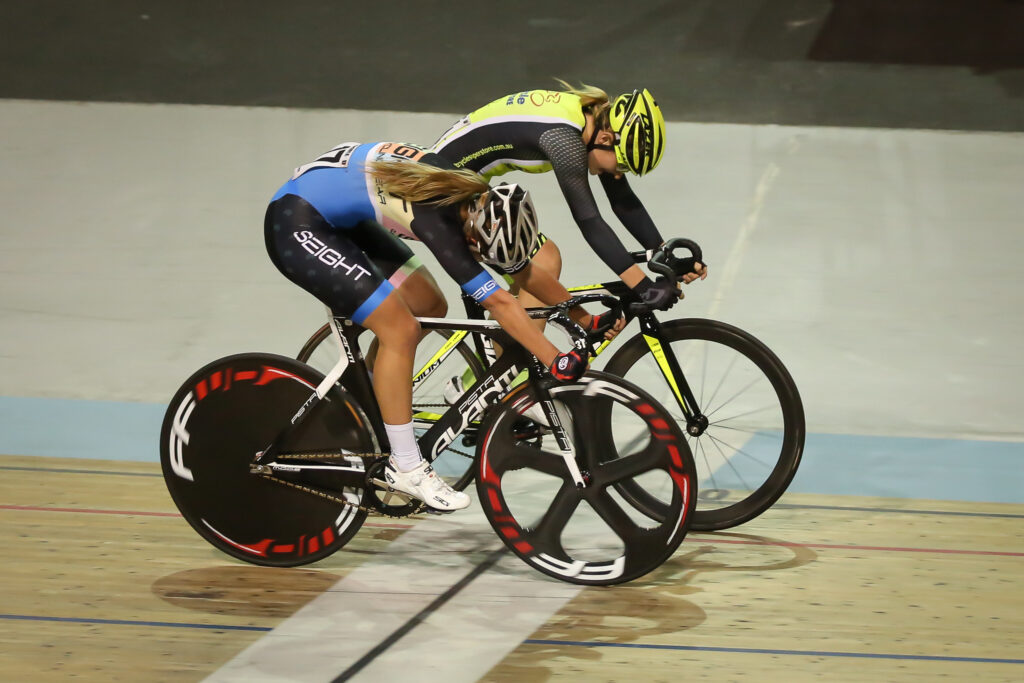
[429, 80, 708, 330]
[265, 141, 602, 512]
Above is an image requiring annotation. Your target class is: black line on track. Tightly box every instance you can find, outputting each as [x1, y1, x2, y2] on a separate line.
[331, 546, 508, 682]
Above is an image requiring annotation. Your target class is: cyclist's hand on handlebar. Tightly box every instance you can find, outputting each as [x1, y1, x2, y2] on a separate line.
[649, 238, 708, 285]
[632, 276, 682, 312]
[549, 350, 588, 382]
[585, 310, 626, 341]
[655, 253, 708, 284]
[681, 260, 708, 284]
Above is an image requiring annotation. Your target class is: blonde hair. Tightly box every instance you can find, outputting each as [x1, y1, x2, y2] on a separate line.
[553, 78, 609, 107]
[366, 160, 488, 207]
[553, 78, 612, 128]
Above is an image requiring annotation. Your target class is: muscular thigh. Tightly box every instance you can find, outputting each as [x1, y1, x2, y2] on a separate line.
[265, 195, 392, 324]
[348, 219, 423, 287]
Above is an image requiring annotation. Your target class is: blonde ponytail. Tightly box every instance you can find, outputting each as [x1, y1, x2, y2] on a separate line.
[554, 78, 610, 107]
[366, 160, 488, 206]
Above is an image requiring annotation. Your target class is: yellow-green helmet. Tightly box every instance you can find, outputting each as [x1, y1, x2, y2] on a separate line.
[609, 88, 666, 176]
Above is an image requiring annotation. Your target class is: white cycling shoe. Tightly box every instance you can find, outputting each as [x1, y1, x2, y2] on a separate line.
[384, 459, 471, 511]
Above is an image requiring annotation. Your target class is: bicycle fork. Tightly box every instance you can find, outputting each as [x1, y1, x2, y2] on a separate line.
[637, 315, 709, 437]
[529, 362, 588, 488]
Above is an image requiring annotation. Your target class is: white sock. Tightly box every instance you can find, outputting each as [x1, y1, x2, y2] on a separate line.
[384, 420, 422, 472]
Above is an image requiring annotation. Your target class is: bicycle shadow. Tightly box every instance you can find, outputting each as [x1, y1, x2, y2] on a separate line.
[491, 531, 818, 678]
[152, 565, 343, 618]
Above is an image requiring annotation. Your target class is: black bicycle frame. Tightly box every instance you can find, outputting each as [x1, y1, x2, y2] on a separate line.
[457, 278, 708, 436]
[256, 312, 576, 468]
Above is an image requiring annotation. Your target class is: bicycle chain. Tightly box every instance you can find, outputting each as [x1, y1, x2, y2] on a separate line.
[255, 435, 476, 513]
[256, 471, 375, 512]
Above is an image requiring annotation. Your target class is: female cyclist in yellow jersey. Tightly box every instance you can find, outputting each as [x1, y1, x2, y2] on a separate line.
[430, 81, 708, 320]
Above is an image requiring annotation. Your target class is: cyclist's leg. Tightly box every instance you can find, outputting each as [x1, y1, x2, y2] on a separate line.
[349, 219, 447, 318]
[349, 220, 448, 369]
[360, 297, 468, 511]
[507, 233, 560, 325]
[489, 234, 560, 364]
[365, 267, 449, 369]
[396, 267, 448, 318]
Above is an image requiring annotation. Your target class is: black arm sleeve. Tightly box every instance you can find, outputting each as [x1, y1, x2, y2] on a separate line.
[408, 203, 492, 288]
[599, 173, 664, 251]
[537, 126, 635, 275]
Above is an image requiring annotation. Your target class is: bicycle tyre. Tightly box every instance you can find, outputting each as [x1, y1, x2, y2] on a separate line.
[476, 372, 697, 585]
[161, 353, 377, 567]
[297, 324, 485, 490]
[603, 318, 804, 531]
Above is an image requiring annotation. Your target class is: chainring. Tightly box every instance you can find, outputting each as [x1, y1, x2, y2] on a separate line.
[364, 458, 425, 518]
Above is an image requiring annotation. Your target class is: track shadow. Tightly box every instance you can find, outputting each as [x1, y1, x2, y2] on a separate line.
[152, 565, 342, 618]
[149, 520, 416, 618]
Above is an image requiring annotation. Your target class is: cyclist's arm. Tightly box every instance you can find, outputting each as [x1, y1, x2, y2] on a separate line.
[479, 288, 559, 366]
[409, 205, 558, 365]
[598, 173, 664, 251]
[409, 204, 506, 298]
[538, 127, 647, 287]
[508, 262, 594, 327]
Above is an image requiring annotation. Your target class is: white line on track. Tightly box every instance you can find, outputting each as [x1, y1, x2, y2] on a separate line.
[205, 505, 580, 683]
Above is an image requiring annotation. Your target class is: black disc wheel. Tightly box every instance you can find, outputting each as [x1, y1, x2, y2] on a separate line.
[476, 372, 697, 585]
[160, 353, 377, 567]
[297, 324, 485, 490]
[603, 318, 805, 531]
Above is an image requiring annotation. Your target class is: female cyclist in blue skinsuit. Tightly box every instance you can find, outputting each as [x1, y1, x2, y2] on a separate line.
[265, 141, 591, 511]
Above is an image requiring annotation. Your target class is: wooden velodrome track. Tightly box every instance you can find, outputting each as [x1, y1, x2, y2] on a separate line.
[2, 452, 1021, 682]
[3, 2, 1024, 677]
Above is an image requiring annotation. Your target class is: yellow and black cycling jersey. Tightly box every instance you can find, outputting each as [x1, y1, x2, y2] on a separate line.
[430, 90, 664, 276]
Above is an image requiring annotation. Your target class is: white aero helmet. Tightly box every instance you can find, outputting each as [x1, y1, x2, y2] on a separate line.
[469, 183, 539, 271]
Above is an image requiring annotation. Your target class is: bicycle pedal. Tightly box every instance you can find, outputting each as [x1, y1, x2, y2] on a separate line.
[423, 506, 456, 516]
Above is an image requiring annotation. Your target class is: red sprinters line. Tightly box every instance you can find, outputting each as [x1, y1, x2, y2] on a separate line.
[5, 504, 1020, 557]
[686, 535, 1024, 558]
[2, 504, 178, 517]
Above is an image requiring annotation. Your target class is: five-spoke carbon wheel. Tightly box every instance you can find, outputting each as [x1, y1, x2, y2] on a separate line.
[476, 372, 697, 585]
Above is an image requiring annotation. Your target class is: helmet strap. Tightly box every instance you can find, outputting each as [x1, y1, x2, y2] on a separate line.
[585, 120, 602, 151]
[586, 127, 617, 153]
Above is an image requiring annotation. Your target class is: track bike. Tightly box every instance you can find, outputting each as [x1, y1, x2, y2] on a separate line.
[297, 239, 805, 531]
[160, 294, 698, 585]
